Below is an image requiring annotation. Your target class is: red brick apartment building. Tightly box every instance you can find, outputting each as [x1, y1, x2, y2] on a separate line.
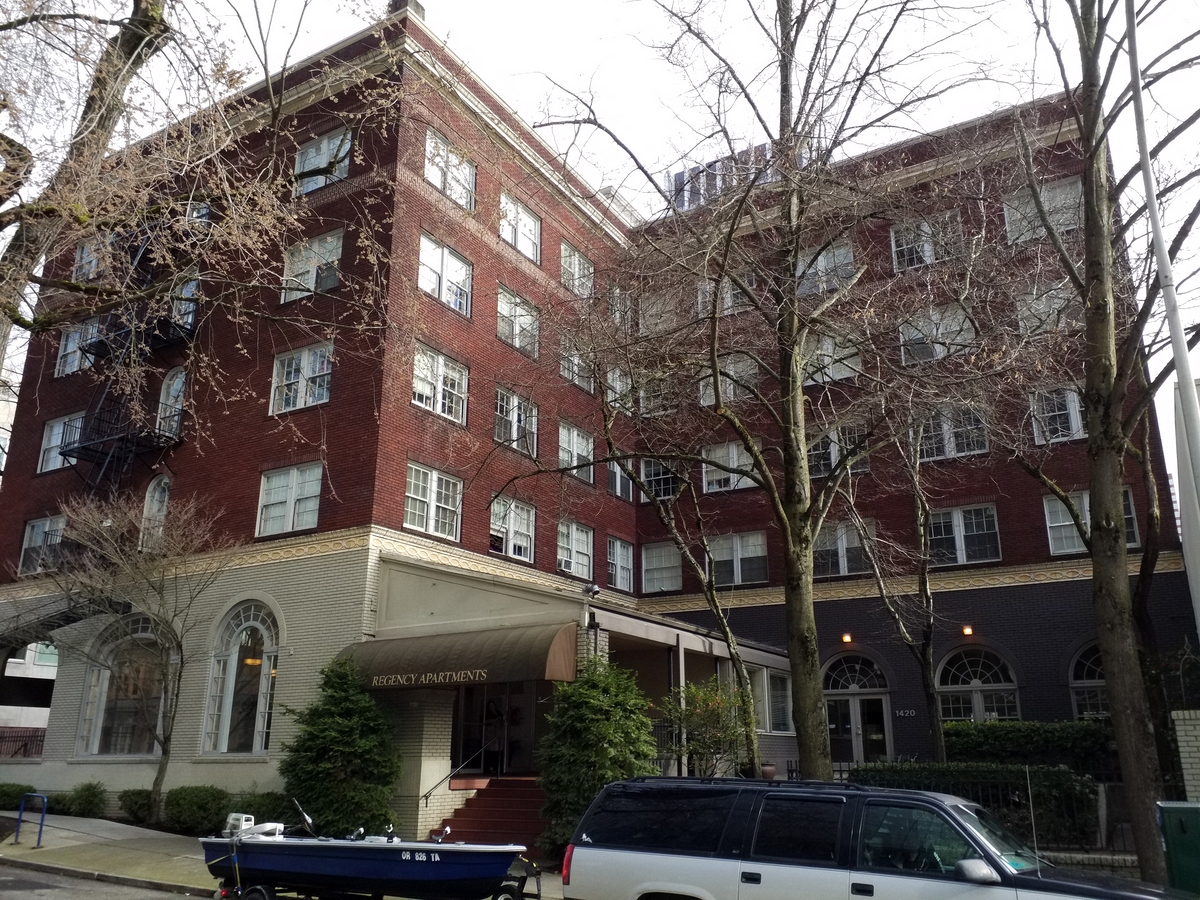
[0, 0, 1193, 838]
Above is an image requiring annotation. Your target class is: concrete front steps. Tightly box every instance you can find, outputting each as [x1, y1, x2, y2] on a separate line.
[431, 777, 548, 859]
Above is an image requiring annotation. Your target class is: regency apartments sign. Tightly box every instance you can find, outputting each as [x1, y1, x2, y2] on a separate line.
[371, 669, 489, 687]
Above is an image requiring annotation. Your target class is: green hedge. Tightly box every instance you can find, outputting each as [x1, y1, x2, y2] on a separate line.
[0, 783, 37, 811]
[164, 786, 232, 836]
[944, 720, 1114, 772]
[850, 762, 1098, 850]
[118, 789, 155, 825]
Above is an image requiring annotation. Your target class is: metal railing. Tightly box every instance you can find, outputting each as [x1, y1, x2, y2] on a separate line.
[0, 728, 44, 758]
[420, 738, 498, 807]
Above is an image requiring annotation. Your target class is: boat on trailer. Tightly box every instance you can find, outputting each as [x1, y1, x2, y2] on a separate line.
[201, 814, 534, 900]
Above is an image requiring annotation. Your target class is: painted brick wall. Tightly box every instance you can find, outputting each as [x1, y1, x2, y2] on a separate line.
[1173, 709, 1200, 801]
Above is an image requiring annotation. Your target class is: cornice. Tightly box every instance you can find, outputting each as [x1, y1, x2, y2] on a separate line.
[637, 550, 1186, 615]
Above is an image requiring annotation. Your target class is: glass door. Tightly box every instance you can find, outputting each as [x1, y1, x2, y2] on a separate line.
[825, 694, 891, 764]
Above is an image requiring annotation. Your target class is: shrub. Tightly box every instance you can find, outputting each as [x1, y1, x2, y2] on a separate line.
[279, 657, 402, 837]
[850, 761, 1098, 849]
[65, 781, 107, 818]
[943, 719, 1114, 772]
[119, 789, 155, 825]
[232, 791, 294, 826]
[660, 676, 745, 777]
[163, 785, 232, 836]
[537, 657, 658, 857]
[0, 783, 37, 811]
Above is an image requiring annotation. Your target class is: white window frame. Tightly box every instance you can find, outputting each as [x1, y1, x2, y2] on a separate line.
[20, 515, 66, 575]
[560, 241, 594, 297]
[798, 243, 855, 296]
[418, 234, 472, 315]
[500, 193, 541, 262]
[39, 412, 84, 472]
[558, 422, 593, 482]
[257, 463, 322, 536]
[282, 229, 343, 302]
[412, 345, 468, 425]
[77, 619, 164, 757]
[494, 387, 537, 457]
[1044, 488, 1139, 555]
[294, 127, 350, 195]
[157, 367, 187, 439]
[271, 342, 333, 414]
[607, 536, 634, 591]
[560, 340, 593, 392]
[605, 368, 633, 414]
[814, 520, 872, 577]
[641, 458, 679, 500]
[900, 304, 975, 364]
[72, 238, 105, 281]
[697, 275, 755, 317]
[891, 212, 961, 272]
[703, 441, 755, 493]
[55, 318, 101, 376]
[497, 287, 538, 355]
[709, 531, 768, 586]
[1017, 286, 1076, 334]
[608, 460, 635, 501]
[918, 407, 988, 461]
[747, 666, 796, 734]
[424, 129, 476, 210]
[808, 425, 869, 478]
[929, 505, 1001, 566]
[404, 462, 463, 541]
[642, 541, 682, 592]
[699, 356, 757, 406]
[557, 521, 593, 579]
[1004, 176, 1082, 244]
[1032, 389, 1086, 444]
[140, 475, 170, 551]
[490, 496, 535, 561]
[202, 601, 279, 754]
[803, 333, 860, 383]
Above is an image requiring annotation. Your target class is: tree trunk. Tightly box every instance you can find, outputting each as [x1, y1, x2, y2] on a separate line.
[149, 733, 172, 824]
[785, 534, 833, 781]
[916, 637, 945, 763]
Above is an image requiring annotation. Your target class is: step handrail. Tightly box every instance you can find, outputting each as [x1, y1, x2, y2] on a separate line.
[422, 737, 499, 807]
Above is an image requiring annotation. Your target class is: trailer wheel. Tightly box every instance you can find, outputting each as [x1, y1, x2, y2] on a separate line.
[241, 886, 275, 900]
[493, 884, 520, 900]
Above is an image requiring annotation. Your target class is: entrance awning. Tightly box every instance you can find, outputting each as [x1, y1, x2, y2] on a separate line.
[342, 622, 577, 689]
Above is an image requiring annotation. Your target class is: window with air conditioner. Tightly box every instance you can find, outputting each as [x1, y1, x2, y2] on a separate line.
[490, 496, 535, 561]
[557, 521, 593, 578]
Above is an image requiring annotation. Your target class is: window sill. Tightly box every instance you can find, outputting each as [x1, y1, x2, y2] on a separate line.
[410, 403, 468, 429]
[254, 527, 321, 543]
[69, 756, 160, 764]
[270, 400, 331, 418]
[192, 754, 272, 764]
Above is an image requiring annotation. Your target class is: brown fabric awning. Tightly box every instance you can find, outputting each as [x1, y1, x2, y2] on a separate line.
[342, 622, 577, 689]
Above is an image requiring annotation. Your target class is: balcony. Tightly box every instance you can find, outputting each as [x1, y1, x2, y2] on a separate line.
[58, 402, 183, 465]
[80, 297, 197, 360]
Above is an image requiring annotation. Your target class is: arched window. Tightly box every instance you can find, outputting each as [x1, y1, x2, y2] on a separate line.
[203, 602, 279, 754]
[77, 616, 163, 756]
[141, 475, 170, 550]
[937, 647, 1019, 722]
[824, 655, 889, 692]
[1070, 643, 1108, 719]
[157, 368, 187, 438]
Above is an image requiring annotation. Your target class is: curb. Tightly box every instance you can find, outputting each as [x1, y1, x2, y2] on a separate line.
[0, 855, 212, 896]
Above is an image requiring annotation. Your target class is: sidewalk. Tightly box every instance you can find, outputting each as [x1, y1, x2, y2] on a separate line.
[0, 811, 564, 898]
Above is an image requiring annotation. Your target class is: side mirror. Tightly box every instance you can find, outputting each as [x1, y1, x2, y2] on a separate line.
[955, 859, 1002, 885]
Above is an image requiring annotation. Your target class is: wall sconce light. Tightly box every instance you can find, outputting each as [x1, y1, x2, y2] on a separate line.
[841, 633, 852, 643]
[962, 625, 974, 636]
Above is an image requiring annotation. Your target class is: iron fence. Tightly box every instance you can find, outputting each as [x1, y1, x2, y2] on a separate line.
[0, 728, 44, 759]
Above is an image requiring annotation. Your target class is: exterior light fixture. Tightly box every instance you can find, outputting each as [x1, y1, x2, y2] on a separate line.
[841, 633, 852, 643]
[962, 625, 974, 636]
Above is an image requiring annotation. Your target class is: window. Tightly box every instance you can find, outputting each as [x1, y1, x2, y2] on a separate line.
[605, 368, 634, 413]
[490, 496, 535, 561]
[424, 129, 475, 209]
[1032, 389, 1085, 443]
[557, 521, 593, 579]
[699, 356, 757, 406]
[809, 426, 869, 478]
[697, 275, 755, 317]
[860, 803, 978, 873]
[938, 647, 1019, 721]
[752, 797, 842, 863]
[639, 294, 676, 336]
[1004, 176, 1082, 243]
[141, 476, 170, 551]
[172, 273, 200, 331]
[282, 229, 343, 302]
[641, 459, 679, 500]
[405, 463, 462, 540]
[798, 243, 855, 295]
[72, 238, 105, 281]
[748, 665, 794, 733]
[500, 193, 541, 262]
[703, 441, 755, 492]
[607, 537, 634, 591]
[1044, 489, 1138, 555]
[608, 460, 635, 501]
[900, 304, 975, 363]
[642, 541, 682, 592]
[803, 334, 860, 383]
[578, 783, 738, 852]
[1070, 644, 1108, 719]
[257, 463, 322, 536]
[808, 433, 835, 478]
[1018, 287, 1076, 333]
[494, 388, 537, 456]
[157, 367, 186, 438]
[709, 531, 768, 585]
[891, 212, 962, 272]
[918, 407, 988, 461]
[418, 234, 472, 314]
[497, 288, 538, 355]
[412, 345, 468, 424]
[640, 378, 675, 417]
[814, 521, 871, 577]
[20, 515, 65, 575]
[608, 285, 632, 331]
[56, 318, 100, 376]
[294, 127, 350, 195]
[560, 340, 593, 391]
[272, 343, 332, 414]
[77, 617, 163, 756]
[203, 602, 279, 754]
[558, 422, 593, 482]
[560, 241, 594, 297]
[39, 413, 84, 472]
[929, 505, 1000, 565]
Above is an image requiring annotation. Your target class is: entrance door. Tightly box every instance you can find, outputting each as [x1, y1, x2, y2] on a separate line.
[453, 682, 537, 775]
[826, 695, 891, 764]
